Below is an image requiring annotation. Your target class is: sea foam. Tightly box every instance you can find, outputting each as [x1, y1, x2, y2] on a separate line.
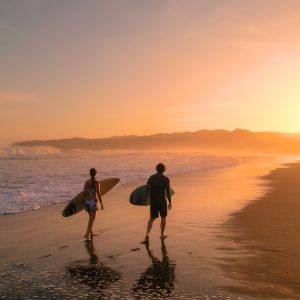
[0, 149, 239, 215]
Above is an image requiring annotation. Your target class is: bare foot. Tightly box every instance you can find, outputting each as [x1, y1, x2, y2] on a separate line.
[84, 234, 91, 241]
[160, 234, 168, 239]
[141, 235, 149, 244]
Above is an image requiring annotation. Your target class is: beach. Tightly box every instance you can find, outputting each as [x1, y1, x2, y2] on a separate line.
[221, 161, 300, 299]
[0, 157, 294, 299]
[2, 1, 300, 298]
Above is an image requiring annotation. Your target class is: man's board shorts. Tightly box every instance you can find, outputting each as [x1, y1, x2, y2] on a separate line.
[150, 200, 167, 219]
[85, 198, 98, 213]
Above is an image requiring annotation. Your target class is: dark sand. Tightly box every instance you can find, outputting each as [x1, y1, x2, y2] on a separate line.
[0, 158, 280, 299]
[221, 162, 300, 299]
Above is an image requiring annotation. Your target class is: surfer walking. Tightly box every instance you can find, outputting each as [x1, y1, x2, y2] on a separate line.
[84, 168, 104, 241]
[144, 163, 172, 243]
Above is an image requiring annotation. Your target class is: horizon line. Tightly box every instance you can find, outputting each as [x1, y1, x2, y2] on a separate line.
[11, 128, 300, 145]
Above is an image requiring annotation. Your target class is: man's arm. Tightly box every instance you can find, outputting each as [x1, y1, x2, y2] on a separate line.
[166, 178, 172, 209]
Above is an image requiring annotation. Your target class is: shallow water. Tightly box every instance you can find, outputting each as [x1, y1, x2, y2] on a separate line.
[0, 159, 277, 299]
[1, 240, 202, 299]
[0, 148, 239, 215]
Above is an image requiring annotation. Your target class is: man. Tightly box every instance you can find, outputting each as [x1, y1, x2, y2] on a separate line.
[144, 163, 172, 243]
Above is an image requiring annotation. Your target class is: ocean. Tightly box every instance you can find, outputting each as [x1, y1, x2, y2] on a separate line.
[0, 146, 239, 215]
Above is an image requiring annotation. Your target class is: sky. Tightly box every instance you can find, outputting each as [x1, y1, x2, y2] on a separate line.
[1, 0, 300, 146]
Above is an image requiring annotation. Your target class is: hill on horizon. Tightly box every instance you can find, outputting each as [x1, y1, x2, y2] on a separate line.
[11, 129, 300, 154]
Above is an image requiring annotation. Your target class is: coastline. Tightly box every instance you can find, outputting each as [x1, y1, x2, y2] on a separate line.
[221, 161, 300, 299]
[0, 158, 282, 298]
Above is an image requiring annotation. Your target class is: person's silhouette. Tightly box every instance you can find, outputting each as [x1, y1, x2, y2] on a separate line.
[132, 239, 176, 297]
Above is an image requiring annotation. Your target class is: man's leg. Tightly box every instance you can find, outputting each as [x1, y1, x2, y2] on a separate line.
[144, 218, 155, 243]
[160, 201, 168, 239]
[160, 217, 167, 239]
[143, 204, 158, 243]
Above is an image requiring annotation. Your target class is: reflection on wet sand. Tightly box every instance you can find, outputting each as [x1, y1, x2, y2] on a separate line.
[66, 241, 121, 292]
[132, 239, 176, 298]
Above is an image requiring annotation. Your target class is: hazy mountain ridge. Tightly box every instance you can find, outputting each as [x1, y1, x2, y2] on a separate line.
[11, 129, 300, 153]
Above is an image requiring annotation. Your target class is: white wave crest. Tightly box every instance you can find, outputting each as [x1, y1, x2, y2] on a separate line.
[0, 146, 62, 159]
[0, 152, 240, 215]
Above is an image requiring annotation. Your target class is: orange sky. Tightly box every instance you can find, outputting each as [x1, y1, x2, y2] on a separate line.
[0, 1, 300, 146]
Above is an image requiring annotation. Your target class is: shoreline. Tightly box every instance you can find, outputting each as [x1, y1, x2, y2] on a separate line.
[0, 154, 279, 218]
[0, 158, 284, 298]
[221, 161, 300, 299]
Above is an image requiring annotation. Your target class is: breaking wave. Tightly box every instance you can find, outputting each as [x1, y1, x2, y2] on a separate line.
[0, 150, 239, 215]
[0, 146, 62, 160]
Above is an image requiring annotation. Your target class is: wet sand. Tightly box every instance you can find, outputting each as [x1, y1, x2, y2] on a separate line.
[0, 158, 280, 299]
[221, 161, 300, 299]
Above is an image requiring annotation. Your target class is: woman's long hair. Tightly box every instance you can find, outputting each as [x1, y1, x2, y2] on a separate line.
[90, 168, 97, 189]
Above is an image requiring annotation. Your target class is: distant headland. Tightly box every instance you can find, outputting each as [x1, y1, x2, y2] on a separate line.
[11, 129, 300, 154]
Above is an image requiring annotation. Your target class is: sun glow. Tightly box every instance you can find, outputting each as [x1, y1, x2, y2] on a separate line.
[1, 1, 300, 144]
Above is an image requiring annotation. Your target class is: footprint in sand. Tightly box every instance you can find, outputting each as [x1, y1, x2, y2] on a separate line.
[131, 248, 141, 252]
[108, 254, 121, 260]
[38, 254, 52, 259]
[58, 245, 69, 250]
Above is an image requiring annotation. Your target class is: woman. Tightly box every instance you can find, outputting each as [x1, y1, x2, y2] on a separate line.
[84, 168, 104, 240]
